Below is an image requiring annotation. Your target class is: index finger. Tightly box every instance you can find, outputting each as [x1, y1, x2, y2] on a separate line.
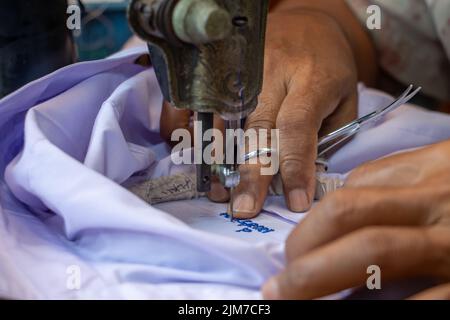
[263, 226, 439, 300]
[285, 187, 432, 262]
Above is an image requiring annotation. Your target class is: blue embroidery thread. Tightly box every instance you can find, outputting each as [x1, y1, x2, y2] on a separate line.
[220, 213, 275, 234]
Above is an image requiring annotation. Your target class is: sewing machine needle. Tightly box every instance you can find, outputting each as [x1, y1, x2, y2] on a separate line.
[229, 187, 234, 221]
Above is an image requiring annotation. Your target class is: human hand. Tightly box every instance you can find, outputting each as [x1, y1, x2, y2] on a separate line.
[161, 8, 363, 217]
[262, 141, 450, 300]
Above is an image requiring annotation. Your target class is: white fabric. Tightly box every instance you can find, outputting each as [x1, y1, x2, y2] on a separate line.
[1, 46, 450, 299]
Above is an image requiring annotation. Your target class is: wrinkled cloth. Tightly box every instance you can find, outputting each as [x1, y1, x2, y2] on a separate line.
[1, 46, 450, 299]
[347, 0, 450, 100]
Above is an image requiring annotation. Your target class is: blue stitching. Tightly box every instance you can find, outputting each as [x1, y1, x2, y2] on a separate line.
[219, 213, 275, 234]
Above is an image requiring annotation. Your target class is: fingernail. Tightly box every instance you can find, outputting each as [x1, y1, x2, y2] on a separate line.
[262, 277, 280, 300]
[288, 189, 310, 212]
[234, 194, 255, 213]
[208, 182, 229, 203]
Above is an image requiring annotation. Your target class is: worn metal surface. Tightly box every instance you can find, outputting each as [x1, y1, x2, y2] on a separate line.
[128, 0, 269, 120]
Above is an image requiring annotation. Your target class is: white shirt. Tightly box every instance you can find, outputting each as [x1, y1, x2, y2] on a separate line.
[1, 46, 450, 299]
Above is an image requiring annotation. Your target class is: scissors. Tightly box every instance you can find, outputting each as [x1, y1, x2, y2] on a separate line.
[228, 85, 421, 219]
[316, 84, 422, 161]
[242, 85, 421, 168]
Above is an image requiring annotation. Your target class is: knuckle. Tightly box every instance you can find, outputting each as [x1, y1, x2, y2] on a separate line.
[247, 102, 278, 130]
[246, 118, 275, 131]
[276, 116, 302, 133]
[346, 166, 367, 185]
[257, 92, 280, 111]
[278, 132, 313, 151]
[280, 158, 315, 187]
[276, 108, 317, 132]
[278, 123, 317, 151]
[320, 190, 353, 226]
[280, 157, 314, 185]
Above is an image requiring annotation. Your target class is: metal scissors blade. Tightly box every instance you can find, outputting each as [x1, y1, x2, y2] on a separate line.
[317, 85, 421, 158]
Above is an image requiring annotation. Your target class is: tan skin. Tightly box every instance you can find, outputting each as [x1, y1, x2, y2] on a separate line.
[157, 0, 450, 299]
[263, 140, 450, 299]
[161, 0, 376, 214]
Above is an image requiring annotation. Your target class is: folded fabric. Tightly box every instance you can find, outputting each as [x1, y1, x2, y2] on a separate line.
[1, 46, 450, 299]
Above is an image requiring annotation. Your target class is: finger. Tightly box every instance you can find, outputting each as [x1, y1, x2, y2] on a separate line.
[232, 107, 279, 218]
[285, 187, 433, 261]
[160, 101, 193, 146]
[207, 178, 230, 203]
[346, 141, 450, 189]
[345, 148, 428, 188]
[233, 164, 275, 219]
[277, 84, 356, 212]
[263, 226, 442, 300]
[408, 283, 450, 300]
[232, 61, 287, 218]
[319, 91, 358, 137]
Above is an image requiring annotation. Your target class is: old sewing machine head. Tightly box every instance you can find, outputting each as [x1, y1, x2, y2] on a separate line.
[128, 0, 269, 200]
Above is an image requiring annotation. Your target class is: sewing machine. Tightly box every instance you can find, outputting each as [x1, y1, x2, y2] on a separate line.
[128, 0, 270, 217]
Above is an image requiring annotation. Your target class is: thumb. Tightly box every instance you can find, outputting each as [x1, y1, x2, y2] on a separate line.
[278, 88, 357, 212]
[232, 81, 285, 218]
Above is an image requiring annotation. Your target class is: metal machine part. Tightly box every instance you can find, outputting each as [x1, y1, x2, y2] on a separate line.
[128, 0, 268, 119]
[196, 112, 213, 192]
[128, 0, 269, 200]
